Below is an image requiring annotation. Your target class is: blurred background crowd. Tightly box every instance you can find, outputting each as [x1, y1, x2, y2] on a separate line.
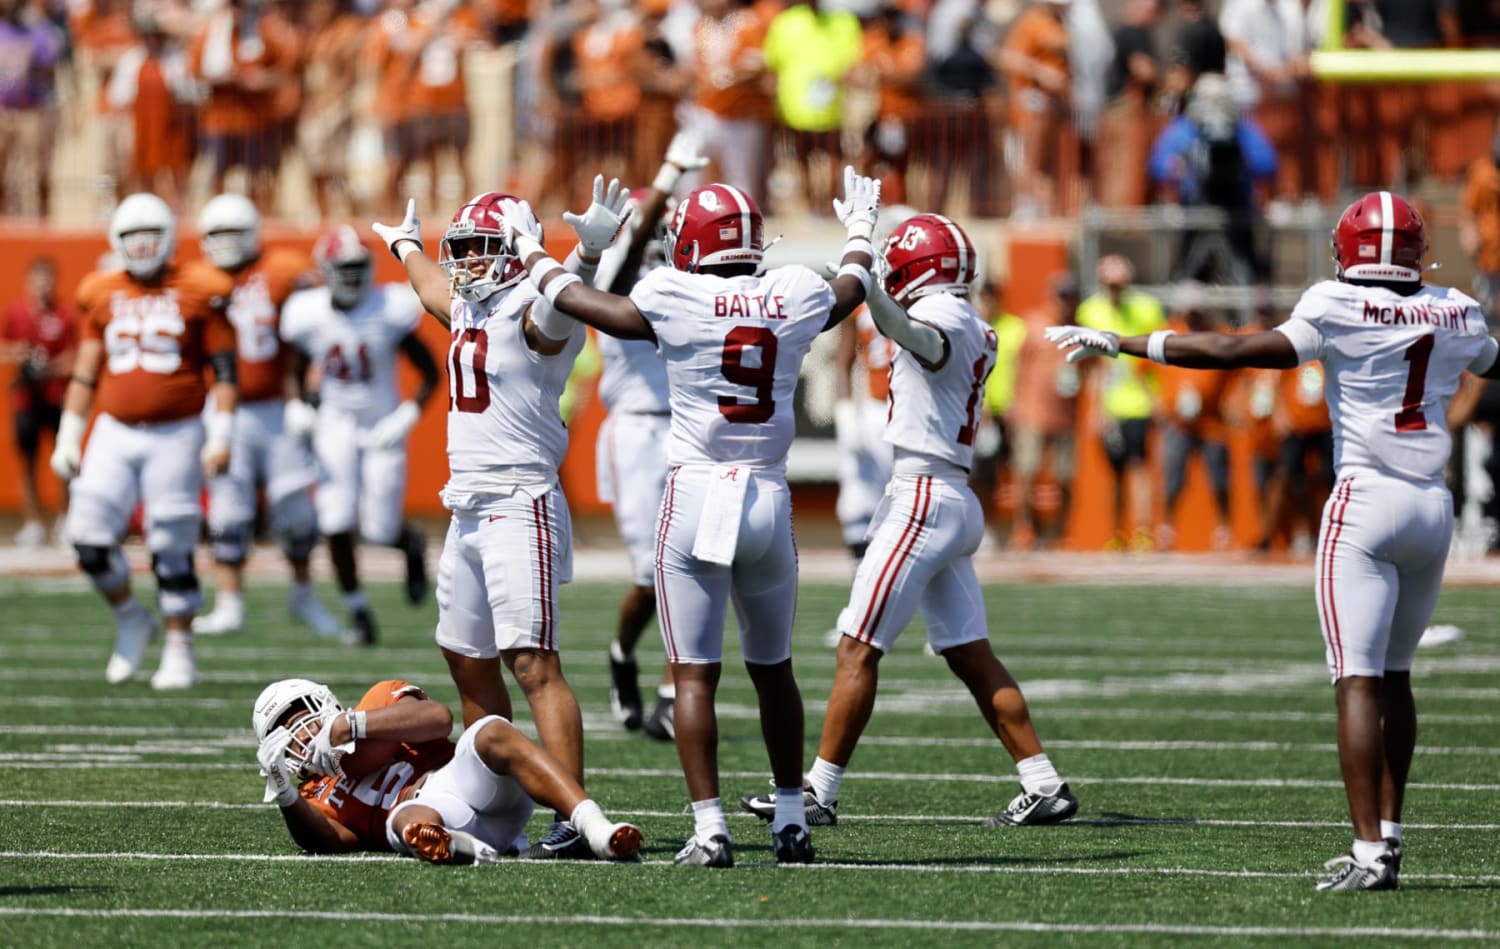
[5, 0, 1500, 555]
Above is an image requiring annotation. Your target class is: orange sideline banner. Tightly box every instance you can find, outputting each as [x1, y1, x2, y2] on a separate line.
[0, 227, 1264, 551]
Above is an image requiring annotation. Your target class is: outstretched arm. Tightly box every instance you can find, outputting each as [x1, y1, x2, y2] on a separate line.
[373, 200, 451, 328]
[1047, 325, 1300, 370]
[502, 199, 656, 342]
[606, 130, 710, 295]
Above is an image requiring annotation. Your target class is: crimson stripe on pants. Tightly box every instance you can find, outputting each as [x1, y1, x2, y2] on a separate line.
[857, 476, 932, 642]
[655, 468, 680, 662]
[1320, 480, 1354, 679]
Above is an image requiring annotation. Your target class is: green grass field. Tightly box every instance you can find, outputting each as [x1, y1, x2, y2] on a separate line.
[2, 577, 1499, 946]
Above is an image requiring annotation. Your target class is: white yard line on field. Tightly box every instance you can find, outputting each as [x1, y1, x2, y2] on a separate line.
[8, 800, 1500, 833]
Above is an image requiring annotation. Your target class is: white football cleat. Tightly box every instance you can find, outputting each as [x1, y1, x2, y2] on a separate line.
[105, 606, 157, 684]
[288, 587, 342, 638]
[1418, 624, 1464, 648]
[13, 520, 46, 548]
[192, 600, 244, 636]
[150, 642, 198, 690]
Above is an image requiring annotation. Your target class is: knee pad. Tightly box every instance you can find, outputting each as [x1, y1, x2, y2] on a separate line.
[209, 523, 253, 567]
[75, 544, 129, 593]
[151, 551, 202, 620]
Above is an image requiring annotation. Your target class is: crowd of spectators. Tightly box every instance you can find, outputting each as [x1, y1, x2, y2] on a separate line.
[0, 0, 1497, 222]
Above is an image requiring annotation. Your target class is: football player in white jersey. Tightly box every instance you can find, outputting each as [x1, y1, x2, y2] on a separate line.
[495, 166, 881, 868]
[593, 135, 710, 742]
[370, 179, 630, 861]
[280, 227, 440, 647]
[192, 194, 341, 638]
[1048, 191, 1500, 893]
[742, 214, 1078, 830]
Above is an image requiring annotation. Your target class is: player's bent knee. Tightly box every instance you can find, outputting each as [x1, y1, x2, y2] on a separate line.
[208, 522, 252, 566]
[74, 544, 129, 593]
[151, 551, 202, 619]
[503, 649, 563, 692]
[278, 525, 319, 563]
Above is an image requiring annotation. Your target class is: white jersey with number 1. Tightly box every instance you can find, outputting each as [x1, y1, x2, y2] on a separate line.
[1275, 280, 1498, 485]
[629, 265, 834, 472]
[883, 293, 998, 471]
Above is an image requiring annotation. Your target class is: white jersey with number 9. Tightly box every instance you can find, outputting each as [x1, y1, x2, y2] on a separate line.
[629, 265, 833, 472]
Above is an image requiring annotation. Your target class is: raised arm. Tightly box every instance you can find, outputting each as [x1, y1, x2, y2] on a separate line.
[501, 198, 656, 342]
[825, 166, 881, 330]
[606, 131, 710, 296]
[373, 200, 452, 328]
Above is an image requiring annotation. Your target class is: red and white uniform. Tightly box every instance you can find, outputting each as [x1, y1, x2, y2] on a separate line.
[836, 308, 896, 547]
[629, 264, 833, 664]
[207, 250, 319, 530]
[280, 283, 421, 544]
[435, 284, 585, 658]
[65, 263, 235, 610]
[595, 331, 672, 587]
[837, 294, 998, 653]
[1276, 280, 1499, 680]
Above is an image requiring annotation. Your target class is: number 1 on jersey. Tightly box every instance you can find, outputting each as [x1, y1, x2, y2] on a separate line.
[1395, 334, 1434, 433]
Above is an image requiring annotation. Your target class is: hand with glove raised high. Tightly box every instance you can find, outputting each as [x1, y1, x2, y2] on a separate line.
[372, 199, 423, 262]
[1044, 325, 1121, 363]
[832, 165, 881, 242]
[563, 174, 633, 259]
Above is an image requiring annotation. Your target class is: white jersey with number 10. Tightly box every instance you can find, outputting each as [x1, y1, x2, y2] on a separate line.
[1275, 280, 1498, 485]
[443, 282, 585, 505]
[884, 294, 998, 470]
[629, 265, 833, 470]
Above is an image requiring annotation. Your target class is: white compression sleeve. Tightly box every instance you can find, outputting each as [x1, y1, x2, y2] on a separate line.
[529, 248, 601, 342]
[866, 290, 946, 365]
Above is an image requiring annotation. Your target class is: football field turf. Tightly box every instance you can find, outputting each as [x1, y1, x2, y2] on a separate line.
[3, 577, 1499, 946]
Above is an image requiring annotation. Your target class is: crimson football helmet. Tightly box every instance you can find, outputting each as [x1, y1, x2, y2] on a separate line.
[440, 192, 526, 302]
[665, 183, 763, 273]
[313, 225, 373, 309]
[1332, 190, 1429, 282]
[880, 213, 978, 302]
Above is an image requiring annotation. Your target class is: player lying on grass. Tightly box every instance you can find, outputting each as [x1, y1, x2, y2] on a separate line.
[739, 214, 1077, 830]
[1047, 191, 1500, 892]
[252, 678, 642, 864]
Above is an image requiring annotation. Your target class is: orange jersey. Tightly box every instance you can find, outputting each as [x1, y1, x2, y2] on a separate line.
[1280, 362, 1332, 436]
[226, 249, 315, 402]
[300, 680, 456, 849]
[855, 310, 895, 402]
[863, 27, 925, 121]
[694, 8, 771, 120]
[1154, 320, 1231, 439]
[573, 19, 644, 120]
[78, 262, 236, 425]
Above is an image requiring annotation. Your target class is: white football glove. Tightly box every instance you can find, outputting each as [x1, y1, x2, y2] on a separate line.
[257, 727, 301, 807]
[372, 198, 423, 261]
[563, 174, 633, 258]
[832, 165, 881, 242]
[49, 410, 86, 481]
[283, 398, 318, 441]
[498, 198, 545, 261]
[362, 400, 421, 451]
[652, 129, 710, 194]
[302, 708, 355, 780]
[1044, 325, 1121, 363]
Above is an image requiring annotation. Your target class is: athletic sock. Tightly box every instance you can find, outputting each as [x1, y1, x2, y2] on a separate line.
[111, 597, 145, 622]
[806, 757, 845, 806]
[691, 797, 729, 843]
[1352, 838, 1388, 863]
[1380, 821, 1403, 844]
[343, 589, 368, 613]
[1016, 753, 1062, 797]
[212, 591, 244, 615]
[772, 788, 806, 834]
[657, 683, 676, 701]
[163, 629, 192, 651]
[569, 799, 610, 851]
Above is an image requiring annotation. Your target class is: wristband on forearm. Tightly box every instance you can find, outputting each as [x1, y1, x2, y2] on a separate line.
[1147, 329, 1176, 365]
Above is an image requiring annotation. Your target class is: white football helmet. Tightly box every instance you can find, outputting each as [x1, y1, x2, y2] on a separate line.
[109, 193, 176, 279]
[252, 678, 343, 781]
[198, 193, 261, 271]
